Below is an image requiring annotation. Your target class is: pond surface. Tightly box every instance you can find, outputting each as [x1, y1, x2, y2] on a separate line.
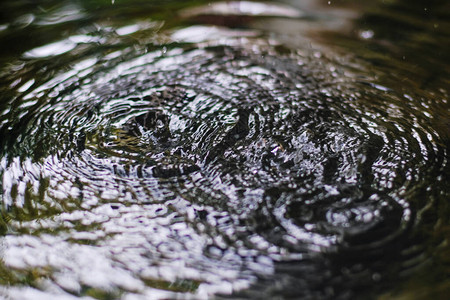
[0, 0, 449, 299]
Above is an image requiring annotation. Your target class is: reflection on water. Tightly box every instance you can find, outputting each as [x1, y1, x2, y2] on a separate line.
[0, 0, 449, 299]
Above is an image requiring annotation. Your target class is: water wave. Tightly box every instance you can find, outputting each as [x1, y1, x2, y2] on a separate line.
[0, 9, 448, 299]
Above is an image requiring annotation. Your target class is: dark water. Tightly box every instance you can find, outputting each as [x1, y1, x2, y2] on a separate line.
[0, 0, 449, 299]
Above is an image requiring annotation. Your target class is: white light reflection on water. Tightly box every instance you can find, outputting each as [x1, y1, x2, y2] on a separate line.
[34, 3, 86, 26]
[1, 198, 256, 297]
[180, 1, 303, 18]
[23, 35, 103, 58]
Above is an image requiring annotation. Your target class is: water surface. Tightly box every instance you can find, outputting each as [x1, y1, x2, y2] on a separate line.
[0, 0, 449, 299]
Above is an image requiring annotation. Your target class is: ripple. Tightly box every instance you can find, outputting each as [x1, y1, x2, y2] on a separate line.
[0, 19, 448, 299]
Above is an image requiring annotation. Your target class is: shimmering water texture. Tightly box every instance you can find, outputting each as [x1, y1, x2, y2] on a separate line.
[0, 1, 449, 299]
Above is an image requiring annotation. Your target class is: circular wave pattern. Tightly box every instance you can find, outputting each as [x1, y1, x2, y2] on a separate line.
[0, 28, 448, 299]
